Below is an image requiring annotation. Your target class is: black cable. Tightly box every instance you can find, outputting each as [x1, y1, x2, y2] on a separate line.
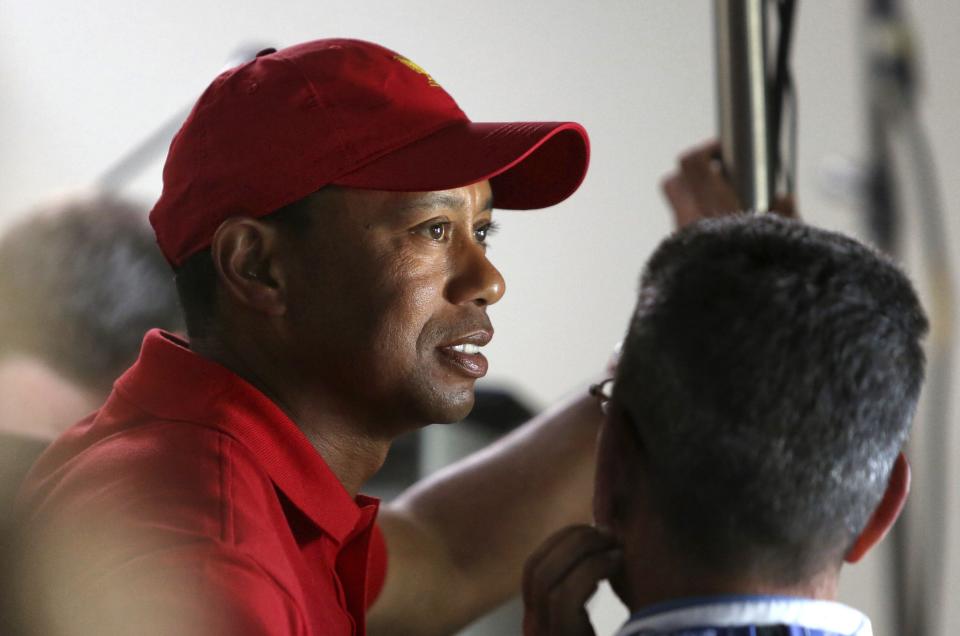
[769, 0, 797, 192]
[783, 75, 797, 195]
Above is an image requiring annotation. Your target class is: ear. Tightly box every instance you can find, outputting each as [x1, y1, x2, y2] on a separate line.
[609, 402, 648, 461]
[844, 452, 911, 564]
[594, 402, 648, 530]
[210, 217, 287, 317]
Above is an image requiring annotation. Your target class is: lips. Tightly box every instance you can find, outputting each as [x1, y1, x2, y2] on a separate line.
[437, 329, 493, 379]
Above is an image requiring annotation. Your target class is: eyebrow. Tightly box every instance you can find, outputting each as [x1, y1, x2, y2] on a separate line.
[397, 191, 495, 215]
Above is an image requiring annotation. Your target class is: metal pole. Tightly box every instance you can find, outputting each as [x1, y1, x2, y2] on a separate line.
[714, 0, 773, 213]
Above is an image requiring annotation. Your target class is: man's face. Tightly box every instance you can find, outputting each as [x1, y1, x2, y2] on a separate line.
[276, 181, 505, 435]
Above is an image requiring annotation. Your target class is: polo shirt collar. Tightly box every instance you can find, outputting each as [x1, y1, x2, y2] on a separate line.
[616, 595, 873, 636]
[115, 329, 374, 544]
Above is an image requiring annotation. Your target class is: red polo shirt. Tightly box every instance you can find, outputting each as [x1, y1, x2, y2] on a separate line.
[17, 329, 387, 635]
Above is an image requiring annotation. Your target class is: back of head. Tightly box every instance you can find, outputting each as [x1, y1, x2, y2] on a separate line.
[0, 194, 182, 395]
[614, 214, 928, 584]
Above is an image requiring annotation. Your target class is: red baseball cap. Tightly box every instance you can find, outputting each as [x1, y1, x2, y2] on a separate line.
[149, 38, 590, 266]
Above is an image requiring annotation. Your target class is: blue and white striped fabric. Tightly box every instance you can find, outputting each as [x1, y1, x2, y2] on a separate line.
[614, 595, 873, 636]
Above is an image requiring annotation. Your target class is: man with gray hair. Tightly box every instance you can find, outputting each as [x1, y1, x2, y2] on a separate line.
[523, 215, 927, 636]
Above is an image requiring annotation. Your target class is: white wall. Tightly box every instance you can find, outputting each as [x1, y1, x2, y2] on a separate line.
[2, 1, 958, 634]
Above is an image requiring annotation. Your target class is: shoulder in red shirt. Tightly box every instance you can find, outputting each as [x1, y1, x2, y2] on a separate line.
[16, 329, 387, 636]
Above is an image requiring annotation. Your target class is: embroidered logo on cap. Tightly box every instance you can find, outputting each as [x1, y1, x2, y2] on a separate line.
[393, 55, 441, 88]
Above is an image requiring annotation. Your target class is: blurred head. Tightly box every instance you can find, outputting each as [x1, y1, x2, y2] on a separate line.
[0, 194, 182, 397]
[0, 193, 183, 633]
[596, 215, 928, 593]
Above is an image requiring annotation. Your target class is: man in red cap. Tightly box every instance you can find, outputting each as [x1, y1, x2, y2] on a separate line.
[15, 39, 727, 636]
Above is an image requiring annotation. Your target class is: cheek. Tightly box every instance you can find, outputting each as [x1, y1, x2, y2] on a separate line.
[368, 255, 449, 352]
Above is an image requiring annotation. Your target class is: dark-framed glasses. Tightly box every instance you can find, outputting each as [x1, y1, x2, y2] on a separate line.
[588, 377, 615, 414]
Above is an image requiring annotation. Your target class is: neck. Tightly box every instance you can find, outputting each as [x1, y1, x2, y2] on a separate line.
[189, 331, 391, 497]
[618, 529, 841, 613]
[0, 354, 103, 440]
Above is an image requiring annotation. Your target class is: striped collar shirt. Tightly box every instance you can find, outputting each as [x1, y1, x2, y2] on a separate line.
[615, 595, 872, 636]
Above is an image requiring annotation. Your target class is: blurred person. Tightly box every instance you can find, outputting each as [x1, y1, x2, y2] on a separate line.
[0, 193, 182, 636]
[0, 193, 182, 500]
[0, 193, 182, 440]
[522, 215, 927, 636]
[14, 38, 744, 636]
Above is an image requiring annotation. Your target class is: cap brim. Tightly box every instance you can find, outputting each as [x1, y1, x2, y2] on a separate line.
[332, 121, 590, 209]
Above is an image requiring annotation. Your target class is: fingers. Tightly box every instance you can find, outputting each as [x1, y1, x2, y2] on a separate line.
[661, 139, 743, 229]
[524, 525, 614, 598]
[662, 139, 804, 227]
[661, 173, 700, 229]
[771, 193, 799, 219]
[522, 525, 623, 636]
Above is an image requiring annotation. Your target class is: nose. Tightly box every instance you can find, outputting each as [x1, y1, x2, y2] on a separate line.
[447, 239, 506, 307]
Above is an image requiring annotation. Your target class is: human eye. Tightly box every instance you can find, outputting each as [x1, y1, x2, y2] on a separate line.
[474, 220, 500, 245]
[414, 219, 451, 242]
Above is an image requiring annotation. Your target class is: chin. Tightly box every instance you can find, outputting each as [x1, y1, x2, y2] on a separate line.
[421, 385, 476, 424]
[432, 397, 476, 424]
